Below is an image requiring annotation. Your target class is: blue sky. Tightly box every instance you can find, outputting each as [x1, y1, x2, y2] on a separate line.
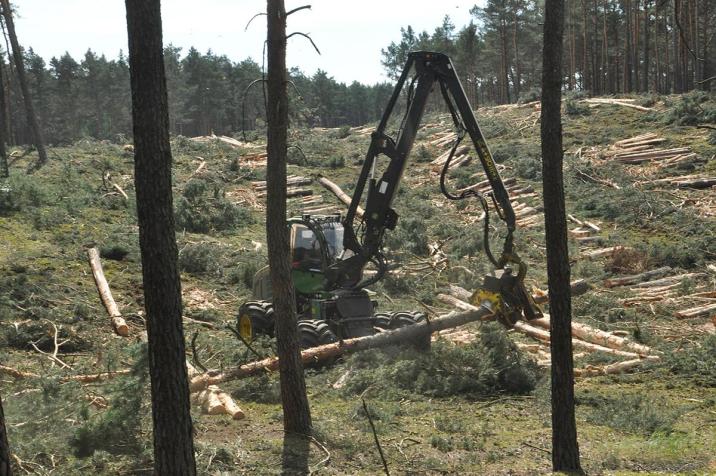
[14, 0, 481, 84]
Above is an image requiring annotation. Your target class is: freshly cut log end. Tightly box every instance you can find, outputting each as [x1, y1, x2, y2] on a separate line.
[112, 316, 130, 336]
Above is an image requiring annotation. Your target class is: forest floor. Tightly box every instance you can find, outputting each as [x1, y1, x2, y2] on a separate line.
[1, 91, 715, 475]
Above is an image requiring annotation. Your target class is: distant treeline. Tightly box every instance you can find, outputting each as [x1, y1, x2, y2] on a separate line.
[3, 0, 713, 145]
[383, 0, 714, 106]
[4, 45, 395, 145]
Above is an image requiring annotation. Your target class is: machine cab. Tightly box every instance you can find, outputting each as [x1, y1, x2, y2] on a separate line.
[289, 215, 344, 294]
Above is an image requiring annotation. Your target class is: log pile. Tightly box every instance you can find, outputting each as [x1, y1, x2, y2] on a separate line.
[601, 133, 697, 166]
[607, 268, 716, 321]
[453, 176, 542, 228]
[436, 286, 659, 376]
[240, 151, 268, 167]
[252, 175, 313, 199]
[640, 174, 716, 189]
[567, 214, 601, 241]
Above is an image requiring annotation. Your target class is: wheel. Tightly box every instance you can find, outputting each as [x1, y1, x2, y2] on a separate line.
[389, 311, 430, 351]
[389, 311, 427, 329]
[237, 301, 274, 342]
[372, 312, 392, 331]
[298, 320, 338, 349]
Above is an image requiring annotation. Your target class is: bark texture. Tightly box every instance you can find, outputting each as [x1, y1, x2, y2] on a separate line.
[124, 0, 196, 473]
[0, 0, 47, 172]
[0, 394, 10, 476]
[541, 0, 583, 472]
[0, 58, 8, 178]
[266, 0, 312, 434]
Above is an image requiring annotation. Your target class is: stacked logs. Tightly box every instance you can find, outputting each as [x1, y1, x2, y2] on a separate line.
[567, 214, 601, 242]
[436, 284, 659, 376]
[252, 175, 313, 199]
[602, 133, 697, 166]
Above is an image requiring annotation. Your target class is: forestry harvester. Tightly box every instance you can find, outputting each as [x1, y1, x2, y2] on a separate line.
[238, 51, 541, 348]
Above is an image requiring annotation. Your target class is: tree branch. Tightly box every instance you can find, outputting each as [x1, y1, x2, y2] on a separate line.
[362, 397, 390, 475]
[286, 5, 311, 16]
[286, 32, 321, 55]
[244, 12, 267, 32]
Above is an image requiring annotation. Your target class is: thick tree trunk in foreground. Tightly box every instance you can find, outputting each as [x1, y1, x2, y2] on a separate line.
[266, 0, 312, 435]
[125, 1, 196, 474]
[0, 394, 10, 476]
[541, 0, 583, 472]
[0, 0, 47, 172]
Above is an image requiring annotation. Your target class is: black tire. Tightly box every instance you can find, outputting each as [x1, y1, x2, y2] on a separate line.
[389, 311, 427, 329]
[372, 312, 392, 331]
[298, 319, 338, 349]
[237, 301, 274, 341]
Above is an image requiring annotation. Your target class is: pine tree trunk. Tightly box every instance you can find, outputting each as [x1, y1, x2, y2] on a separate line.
[0, 0, 47, 172]
[699, 0, 711, 90]
[655, 5, 661, 93]
[266, 0, 312, 435]
[643, 0, 651, 92]
[603, 0, 610, 93]
[541, 0, 583, 472]
[0, 55, 7, 178]
[582, 1, 590, 92]
[634, 0, 641, 92]
[500, 20, 511, 103]
[0, 394, 11, 476]
[512, 19, 521, 98]
[124, 1, 197, 474]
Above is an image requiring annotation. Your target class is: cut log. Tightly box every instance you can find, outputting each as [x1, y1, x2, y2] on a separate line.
[574, 169, 621, 189]
[0, 364, 39, 379]
[187, 362, 245, 419]
[510, 322, 641, 358]
[569, 228, 592, 238]
[581, 246, 631, 260]
[604, 266, 672, 288]
[583, 98, 655, 111]
[436, 293, 643, 358]
[192, 160, 206, 177]
[675, 178, 716, 189]
[191, 385, 245, 419]
[189, 306, 495, 391]
[674, 303, 716, 319]
[112, 183, 129, 200]
[574, 356, 660, 377]
[0, 365, 132, 383]
[529, 315, 655, 356]
[457, 176, 517, 194]
[449, 284, 472, 301]
[252, 175, 312, 191]
[256, 187, 312, 198]
[87, 247, 130, 336]
[531, 279, 591, 304]
[630, 272, 704, 289]
[316, 174, 364, 218]
[614, 133, 659, 147]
